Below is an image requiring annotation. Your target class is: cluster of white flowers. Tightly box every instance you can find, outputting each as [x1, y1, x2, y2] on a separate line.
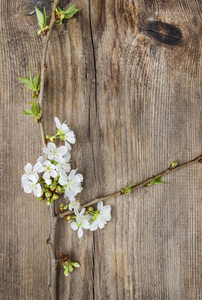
[70, 202, 111, 238]
[21, 118, 111, 238]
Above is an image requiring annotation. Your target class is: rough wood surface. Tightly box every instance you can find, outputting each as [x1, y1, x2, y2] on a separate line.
[0, 0, 201, 299]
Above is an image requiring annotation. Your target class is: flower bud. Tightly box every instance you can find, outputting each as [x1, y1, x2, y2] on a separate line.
[45, 191, 52, 198]
[46, 200, 52, 205]
[69, 265, 74, 272]
[50, 182, 57, 191]
[52, 194, 59, 201]
[37, 197, 43, 201]
[170, 160, 178, 169]
[55, 186, 62, 194]
[71, 262, 80, 268]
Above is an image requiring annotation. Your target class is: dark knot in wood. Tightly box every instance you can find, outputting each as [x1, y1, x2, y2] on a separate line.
[139, 21, 182, 45]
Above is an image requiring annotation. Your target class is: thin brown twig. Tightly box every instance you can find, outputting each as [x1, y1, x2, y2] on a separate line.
[47, 204, 59, 300]
[36, 1, 59, 299]
[59, 154, 202, 218]
[38, 0, 59, 148]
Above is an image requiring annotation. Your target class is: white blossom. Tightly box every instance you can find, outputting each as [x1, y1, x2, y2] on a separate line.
[22, 173, 42, 197]
[55, 117, 76, 145]
[56, 152, 71, 174]
[59, 169, 83, 201]
[90, 201, 111, 231]
[21, 161, 42, 183]
[33, 156, 45, 173]
[70, 208, 91, 238]
[69, 198, 80, 211]
[43, 142, 67, 163]
[39, 160, 58, 185]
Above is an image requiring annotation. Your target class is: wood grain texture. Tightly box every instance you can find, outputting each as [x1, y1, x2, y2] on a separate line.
[0, 0, 201, 299]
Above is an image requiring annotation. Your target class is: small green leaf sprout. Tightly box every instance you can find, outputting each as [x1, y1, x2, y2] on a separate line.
[121, 181, 138, 195]
[18, 65, 42, 122]
[55, 4, 81, 25]
[35, 6, 50, 35]
[170, 160, 178, 169]
[145, 176, 168, 187]
[18, 64, 40, 94]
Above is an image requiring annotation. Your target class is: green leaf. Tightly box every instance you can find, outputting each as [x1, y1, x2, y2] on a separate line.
[64, 4, 81, 19]
[33, 73, 40, 91]
[56, 5, 62, 13]
[18, 77, 34, 90]
[147, 176, 168, 187]
[22, 110, 33, 115]
[43, 7, 46, 28]
[35, 6, 45, 29]
[31, 103, 39, 116]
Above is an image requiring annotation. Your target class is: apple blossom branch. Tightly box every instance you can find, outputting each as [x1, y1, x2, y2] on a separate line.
[37, 1, 59, 299]
[59, 154, 202, 218]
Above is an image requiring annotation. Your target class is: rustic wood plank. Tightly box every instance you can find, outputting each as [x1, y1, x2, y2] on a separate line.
[0, 0, 201, 299]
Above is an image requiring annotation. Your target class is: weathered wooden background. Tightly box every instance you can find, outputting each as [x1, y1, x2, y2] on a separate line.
[0, 0, 201, 299]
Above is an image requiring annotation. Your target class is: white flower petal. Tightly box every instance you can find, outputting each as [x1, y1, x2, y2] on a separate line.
[66, 136, 76, 144]
[69, 169, 78, 181]
[102, 206, 111, 213]
[43, 171, 50, 179]
[55, 156, 65, 164]
[48, 142, 56, 152]
[37, 165, 46, 173]
[71, 222, 78, 231]
[62, 164, 71, 173]
[98, 221, 105, 229]
[24, 163, 32, 172]
[33, 162, 43, 172]
[82, 220, 90, 230]
[58, 176, 67, 186]
[29, 174, 39, 183]
[45, 178, 52, 185]
[61, 123, 69, 132]
[80, 208, 86, 216]
[64, 152, 71, 162]
[33, 184, 42, 197]
[58, 146, 67, 156]
[37, 156, 44, 164]
[23, 185, 33, 194]
[65, 141, 71, 151]
[43, 147, 50, 154]
[21, 174, 29, 183]
[97, 201, 103, 211]
[50, 170, 58, 178]
[78, 227, 83, 238]
[90, 222, 98, 231]
[55, 117, 61, 129]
